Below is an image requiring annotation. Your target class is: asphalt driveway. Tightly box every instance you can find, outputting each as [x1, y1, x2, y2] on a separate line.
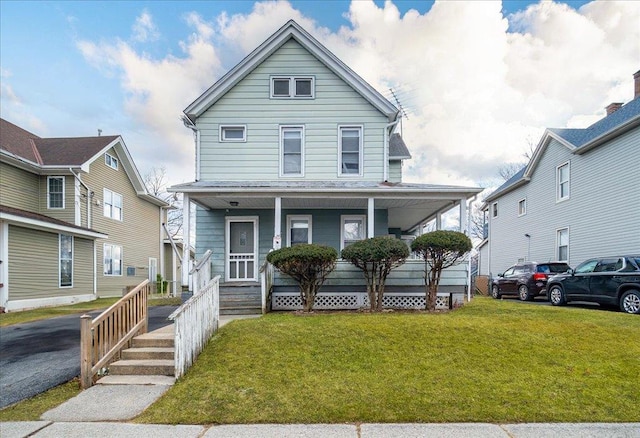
[0, 305, 177, 409]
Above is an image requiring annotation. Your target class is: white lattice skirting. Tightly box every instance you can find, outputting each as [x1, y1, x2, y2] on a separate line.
[272, 292, 454, 311]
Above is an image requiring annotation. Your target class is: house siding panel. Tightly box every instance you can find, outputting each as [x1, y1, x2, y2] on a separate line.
[0, 163, 40, 212]
[488, 127, 640, 275]
[197, 39, 389, 181]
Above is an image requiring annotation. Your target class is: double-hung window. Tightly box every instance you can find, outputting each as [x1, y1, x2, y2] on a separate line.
[557, 162, 570, 201]
[339, 126, 363, 176]
[280, 126, 304, 176]
[518, 198, 527, 216]
[287, 215, 312, 246]
[557, 228, 569, 261]
[491, 202, 498, 218]
[59, 234, 73, 287]
[105, 153, 118, 170]
[104, 243, 122, 276]
[104, 189, 123, 221]
[271, 76, 314, 98]
[220, 125, 246, 142]
[341, 215, 366, 250]
[47, 176, 65, 209]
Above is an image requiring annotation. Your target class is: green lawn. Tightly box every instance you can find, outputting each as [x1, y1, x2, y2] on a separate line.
[137, 298, 640, 424]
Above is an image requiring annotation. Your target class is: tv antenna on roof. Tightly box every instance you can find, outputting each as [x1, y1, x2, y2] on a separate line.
[388, 88, 409, 134]
[97, 129, 102, 137]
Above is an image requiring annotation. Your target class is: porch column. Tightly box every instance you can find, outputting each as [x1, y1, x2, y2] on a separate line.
[181, 193, 191, 290]
[274, 197, 282, 249]
[368, 197, 375, 238]
[459, 198, 467, 233]
[436, 212, 442, 230]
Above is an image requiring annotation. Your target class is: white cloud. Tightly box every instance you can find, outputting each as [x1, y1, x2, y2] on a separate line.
[132, 10, 160, 42]
[76, 0, 640, 189]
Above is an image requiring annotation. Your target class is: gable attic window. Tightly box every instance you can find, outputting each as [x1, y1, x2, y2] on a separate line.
[220, 125, 246, 142]
[105, 153, 118, 170]
[47, 176, 65, 209]
[518, 198, 527, 216]
[271, 76, 314, 98]
[491, 202, 498, 218]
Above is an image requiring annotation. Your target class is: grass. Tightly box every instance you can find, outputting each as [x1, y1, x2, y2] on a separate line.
[0, 380, 82, 421]
[136, 298, 640, 424]
[0, 295, 182, 327]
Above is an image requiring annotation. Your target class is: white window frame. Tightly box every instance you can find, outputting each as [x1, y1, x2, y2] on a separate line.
[340, 215, 366, 251]
[338, 125, 363, 177]
[491, 202, 498, 218]
[557, 228, 569, 262]
[270, 76, 315, 99]
[518, 198, 527, 216]
[286, 215, 312, 247]
[219, 125, 246, 142]
[556, 161, 570, 202]
[47, 176, 65, 209]
[105, 153, 118, 170]
[104, 243, 123, 276]
[279, 125, 305, 177]
[103, 188, 123, 221]
[59, 234, 73, 288]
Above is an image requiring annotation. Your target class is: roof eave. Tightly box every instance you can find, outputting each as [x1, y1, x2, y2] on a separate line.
[0, 211, 108, 239]
[574, 114, 640, 155]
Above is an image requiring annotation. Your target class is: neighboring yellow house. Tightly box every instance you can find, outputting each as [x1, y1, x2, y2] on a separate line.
[0, 118, 168, 311]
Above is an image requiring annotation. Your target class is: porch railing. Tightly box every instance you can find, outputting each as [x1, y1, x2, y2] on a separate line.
[80, 279, 150, 388]
[169, 250, 219, 379]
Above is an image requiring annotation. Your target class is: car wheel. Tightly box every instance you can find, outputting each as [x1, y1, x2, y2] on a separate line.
[548, 286, 565, 306]
[491, 285, 501, 299]
[620, 289, 640, 314]
[518, 285, 532, 301]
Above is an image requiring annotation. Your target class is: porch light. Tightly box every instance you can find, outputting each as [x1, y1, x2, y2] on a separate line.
[229, 201, 239, 207]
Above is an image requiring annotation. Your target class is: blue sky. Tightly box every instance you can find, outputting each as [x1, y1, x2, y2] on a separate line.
[1, 1, 637, 188]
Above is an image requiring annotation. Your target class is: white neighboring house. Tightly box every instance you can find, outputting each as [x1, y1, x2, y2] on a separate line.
[482, 70, 640, 276]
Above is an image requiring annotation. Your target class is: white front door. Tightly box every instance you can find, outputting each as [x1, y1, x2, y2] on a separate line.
[225, 217, 258, 282]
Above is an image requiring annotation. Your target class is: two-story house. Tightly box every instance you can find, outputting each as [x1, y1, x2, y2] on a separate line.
[481, 70, 640, 276]
[0, 118, 168, 311]
[170, 20, 482, 313]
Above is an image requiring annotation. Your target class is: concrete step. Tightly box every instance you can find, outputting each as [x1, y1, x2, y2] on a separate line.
[96, 375, 176, 385]
[131, 332, 174, 348]
[220, 307, 263, 315]
[109, 359, 174, 376]
[121, 347, 174, 360]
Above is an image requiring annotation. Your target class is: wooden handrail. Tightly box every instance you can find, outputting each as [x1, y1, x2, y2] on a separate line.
[80, 279, 150, 388]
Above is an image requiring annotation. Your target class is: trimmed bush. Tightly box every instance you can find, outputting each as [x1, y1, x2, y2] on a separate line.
[341, 236, 410, 311]
[266, 244, 337, 312]
[411, 230, 472, 311]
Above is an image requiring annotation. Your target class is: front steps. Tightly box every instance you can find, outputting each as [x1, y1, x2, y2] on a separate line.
[220, 282, 262, 315]
[97, 326, 175, 386]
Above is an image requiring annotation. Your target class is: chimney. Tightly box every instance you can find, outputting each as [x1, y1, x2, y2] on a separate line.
[635, 69, 640, 99]
[606, 102, 623, 116]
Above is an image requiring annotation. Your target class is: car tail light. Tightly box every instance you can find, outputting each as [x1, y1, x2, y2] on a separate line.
[533, 273, 547, 281]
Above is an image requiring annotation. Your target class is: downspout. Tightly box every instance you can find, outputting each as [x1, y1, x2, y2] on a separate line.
[383, 118, 400, 182]
[466, 195, 477, 302]
[182, 116, 200, 182]
[69, 168, 92, 229]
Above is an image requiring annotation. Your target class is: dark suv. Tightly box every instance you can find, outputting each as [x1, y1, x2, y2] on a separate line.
[491, 262, 571, 301]
[547, 255, 640, 314]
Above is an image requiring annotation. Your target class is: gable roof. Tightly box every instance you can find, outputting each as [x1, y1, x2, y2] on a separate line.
[483, 96, 640, 204]
[0, 118, 167, 207]
[184, 20, 399, 122]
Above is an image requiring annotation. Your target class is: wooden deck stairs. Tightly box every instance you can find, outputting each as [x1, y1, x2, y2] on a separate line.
[96, 325, 175, 385]
[219, 282, 262, 315]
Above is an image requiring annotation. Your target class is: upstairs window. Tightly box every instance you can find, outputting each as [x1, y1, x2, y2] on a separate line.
[339, 126, 363, 176]
[47, 176, 65, 209]
[220, 125, 246, 142]
[104, 189, 123, 221]
[557, 162, 570, 202]
[271, 76, 314, 98]
[491, 202, 498, 218]
[105, 153, 118, 170]
[518, 198, 527, 216]
[280, 126, 304, 177]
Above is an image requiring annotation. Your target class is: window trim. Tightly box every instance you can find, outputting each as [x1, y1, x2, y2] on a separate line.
[219, 125, 247, 142]
[340, 214, 366, 251]
[279, 125, 305, 177]
[104, 243, 123, 276]
[518, 198, 527, 217]
[556, 161, 570, 202]
[47, 176, 65, 209]
[338, 125, 364, 177]
[103, 188, 123, 221]
[270, 76, 315, 99]
[105, 153, 119, 170]
[59, 234, 73, 288]
[286, 215, 312, 247]
[491, 202, 498, 218]
[556, 227, 569, 262]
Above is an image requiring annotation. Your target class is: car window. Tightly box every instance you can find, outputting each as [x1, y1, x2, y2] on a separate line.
[574, 259, 598, 274]
[513, 266, 526, 275]
[621, 258, 640, 272]
[538, 264, 570, 274]
[594, 259, 620, 272]
[503, 267, 515, 276]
